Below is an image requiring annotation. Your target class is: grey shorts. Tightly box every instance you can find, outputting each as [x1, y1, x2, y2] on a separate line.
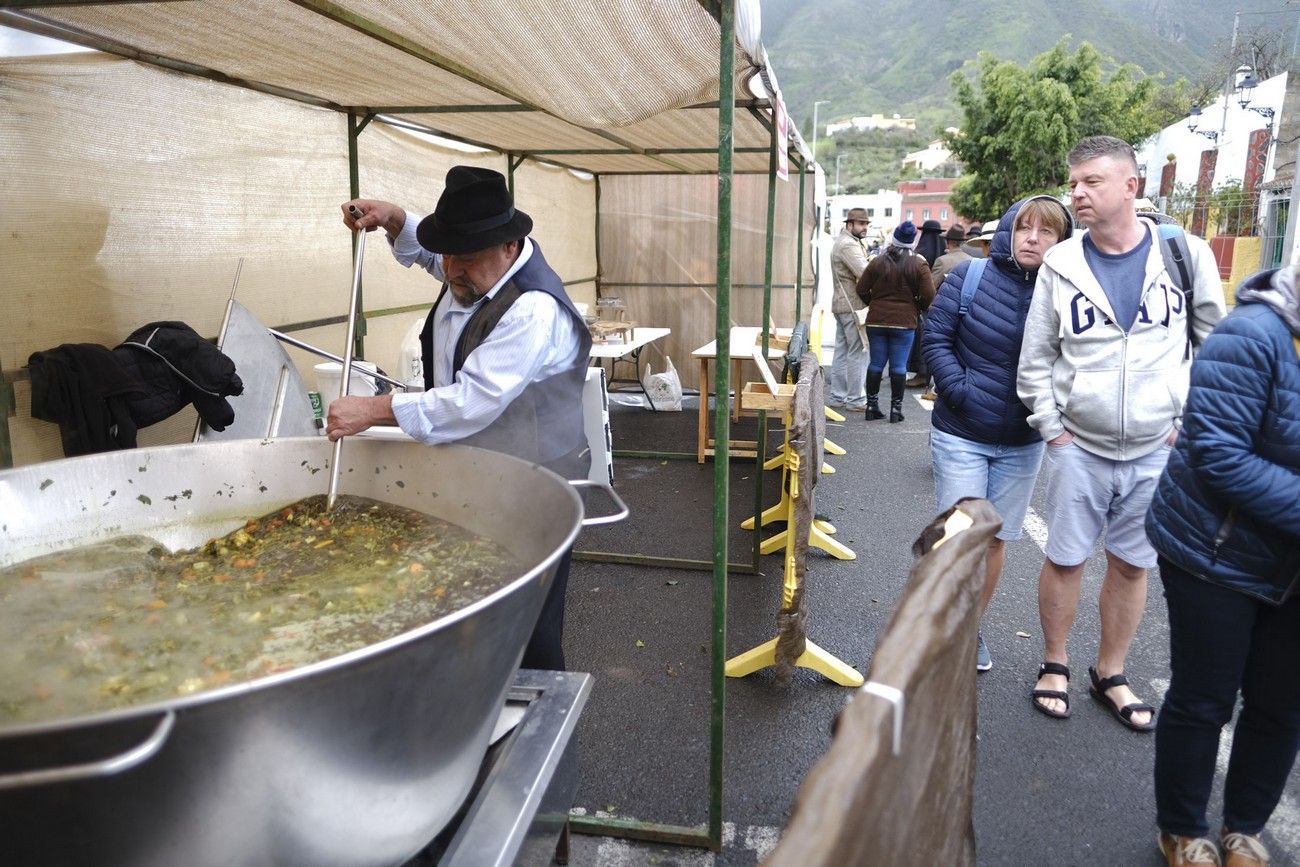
[1041, 440, 1172, 569]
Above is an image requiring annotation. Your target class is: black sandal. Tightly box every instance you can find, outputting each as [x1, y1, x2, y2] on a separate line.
[1031, 662, 1071, 719]
[1088, 666, 1155, 732]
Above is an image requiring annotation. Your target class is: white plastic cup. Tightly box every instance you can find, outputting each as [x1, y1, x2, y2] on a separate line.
[314, 361, 379, 401]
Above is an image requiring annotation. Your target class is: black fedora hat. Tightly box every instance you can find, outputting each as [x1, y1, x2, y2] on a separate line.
[416, 166, 533, 254]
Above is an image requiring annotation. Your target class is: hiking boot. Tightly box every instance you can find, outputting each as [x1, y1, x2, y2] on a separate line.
[1221, 829, 1270, 866]
[1159, 831, 1222, 866]
[921, 389, 937, 401]
[976, 632, 992, 672]
[905, 375, 927, 387]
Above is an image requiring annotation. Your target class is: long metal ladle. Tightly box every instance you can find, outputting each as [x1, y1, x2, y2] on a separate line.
[326, 209, 368, 510]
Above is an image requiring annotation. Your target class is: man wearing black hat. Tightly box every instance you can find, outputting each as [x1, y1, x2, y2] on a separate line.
[930, 224, 972, 290]
[328, 165, 591, 671]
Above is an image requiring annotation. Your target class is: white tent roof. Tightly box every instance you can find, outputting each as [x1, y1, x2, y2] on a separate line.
[0, 0, 803, 174]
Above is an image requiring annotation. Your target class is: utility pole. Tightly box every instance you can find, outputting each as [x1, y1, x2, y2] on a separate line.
[835, 153, 843, 195]
[811, 99, 830, 165]
[1220, 11, 1240, 143]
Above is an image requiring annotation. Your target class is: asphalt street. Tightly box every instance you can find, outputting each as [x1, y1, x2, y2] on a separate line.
[562, 389, 1300, 866]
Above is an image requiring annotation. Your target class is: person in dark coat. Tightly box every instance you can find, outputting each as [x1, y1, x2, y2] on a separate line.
[907, 219, 947, 386]
[856, 221, 934, 422]
[1145, 264, 1300, 867]
[921, 195, 1072, 672]
[915, 218, 945, 266]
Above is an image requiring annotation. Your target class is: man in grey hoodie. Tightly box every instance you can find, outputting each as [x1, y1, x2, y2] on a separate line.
[1017, 136, 1226, 732]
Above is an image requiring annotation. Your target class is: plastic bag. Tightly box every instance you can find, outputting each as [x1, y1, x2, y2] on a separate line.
[642, 355, 684, 411]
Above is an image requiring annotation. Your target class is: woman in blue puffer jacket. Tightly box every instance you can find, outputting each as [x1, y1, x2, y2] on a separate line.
[921, 194, 1073, 672]
[1145, 264, 1300, 866]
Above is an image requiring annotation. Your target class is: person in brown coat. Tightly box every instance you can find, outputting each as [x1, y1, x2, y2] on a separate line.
[856, 220, 935, 422]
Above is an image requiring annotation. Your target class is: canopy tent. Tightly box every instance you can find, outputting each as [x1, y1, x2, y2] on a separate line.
[0, 1, 817, 852]
[1, 0, 814, 466]
[0, 0, 778, 174]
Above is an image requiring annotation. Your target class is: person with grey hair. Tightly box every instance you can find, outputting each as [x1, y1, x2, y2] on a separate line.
[1017, 135, 1226, 736]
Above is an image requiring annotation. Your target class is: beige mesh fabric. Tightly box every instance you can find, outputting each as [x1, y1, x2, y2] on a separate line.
[30, 1, 513, 108]
[597, 172, 815, 368]
[341, 0, 746, 127]
[0, 53, 595, 467]
[10, 1, 772, 175]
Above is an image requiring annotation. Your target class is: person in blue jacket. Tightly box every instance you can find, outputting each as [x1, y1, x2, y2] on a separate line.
[921, 195, 1073, 672]
[1145, 264, 1300, 867]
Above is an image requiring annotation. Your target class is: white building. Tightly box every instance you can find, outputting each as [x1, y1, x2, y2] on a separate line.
[901, 131, 959, 173]
[1137, 71, 1285, 199]
[825, 113, 916, 137]
[824, 191, 902, 242]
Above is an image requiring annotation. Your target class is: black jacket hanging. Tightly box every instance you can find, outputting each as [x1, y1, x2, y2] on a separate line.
[28, 344, 146, 456]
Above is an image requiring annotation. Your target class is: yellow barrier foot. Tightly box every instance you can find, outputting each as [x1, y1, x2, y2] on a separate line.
[759, 522, 853, 558]
[820, 462, 836, 475]
[797, 641, 864, 686]
[824, 437, 846, 456]
[725, 637, 862, 686]
[725, 638, 777, 678]
[763, 450, 787, 471]
[824, 406, 845, 423]
[814, 519, 836, 534]
[811, 524, 855, 560]
[741, 496, 791, 531]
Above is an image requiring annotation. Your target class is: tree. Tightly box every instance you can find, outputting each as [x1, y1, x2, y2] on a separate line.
[943, 39, 1160, 220]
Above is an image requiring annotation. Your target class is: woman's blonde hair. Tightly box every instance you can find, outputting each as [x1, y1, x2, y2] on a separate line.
[1015, 198, 1069, 238]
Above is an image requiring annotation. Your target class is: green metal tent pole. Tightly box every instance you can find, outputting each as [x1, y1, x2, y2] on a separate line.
[794, 162, 807, 321]
[708, 0, 736, 852]
[347, 109, 366, 359]
[751, 112, 778, 564]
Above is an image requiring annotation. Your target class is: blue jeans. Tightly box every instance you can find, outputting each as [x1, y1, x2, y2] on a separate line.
[929, 429, 1044, 541]
[1155, 556, 1300, 837]
[829, 310, 867, 408]
[865, 326, 914, 376]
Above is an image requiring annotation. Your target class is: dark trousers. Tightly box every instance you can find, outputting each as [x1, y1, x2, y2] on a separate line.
[520, 548, 571, 671]
[519, 444, 589, 672]
[1154, 556, 1300, 837]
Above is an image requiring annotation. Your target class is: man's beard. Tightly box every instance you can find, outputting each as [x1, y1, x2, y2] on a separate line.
[449, 281, 485, 305]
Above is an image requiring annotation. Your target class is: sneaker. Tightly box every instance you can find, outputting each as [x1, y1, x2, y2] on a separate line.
[1159, 831, 1222, 866]
[1221, 829, 1270, 866]
[976, 632, 992, 672]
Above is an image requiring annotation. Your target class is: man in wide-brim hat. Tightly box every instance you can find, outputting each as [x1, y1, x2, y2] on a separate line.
[329, 165, 591, 671]
[828, 206, 872, 411]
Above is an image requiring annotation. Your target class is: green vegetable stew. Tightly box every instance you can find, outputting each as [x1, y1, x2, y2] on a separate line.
[0, 494, 521, 726]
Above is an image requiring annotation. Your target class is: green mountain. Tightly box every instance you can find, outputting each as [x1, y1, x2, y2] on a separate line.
[760, 0, 1298, 138]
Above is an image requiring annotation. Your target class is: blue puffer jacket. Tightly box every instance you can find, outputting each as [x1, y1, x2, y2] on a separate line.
[1145, 267, 1300, 604]
[922, 195, 1073, 445]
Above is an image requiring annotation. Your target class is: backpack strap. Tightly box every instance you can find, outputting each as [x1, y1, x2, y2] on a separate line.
[957, 258, 989, 316]
[1157, 224, 1196, 358]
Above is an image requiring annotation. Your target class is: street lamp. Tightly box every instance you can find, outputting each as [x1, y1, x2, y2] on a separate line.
[811, 99, 830, 163]
[1187, 105, 1219, 142]
[1235, 69, 1276, 120]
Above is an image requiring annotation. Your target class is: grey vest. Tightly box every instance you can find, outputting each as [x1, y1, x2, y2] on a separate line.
[418, 243, 591, 475]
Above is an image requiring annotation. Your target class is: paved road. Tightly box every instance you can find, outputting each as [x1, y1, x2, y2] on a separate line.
[564, 392, 1299, 865]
